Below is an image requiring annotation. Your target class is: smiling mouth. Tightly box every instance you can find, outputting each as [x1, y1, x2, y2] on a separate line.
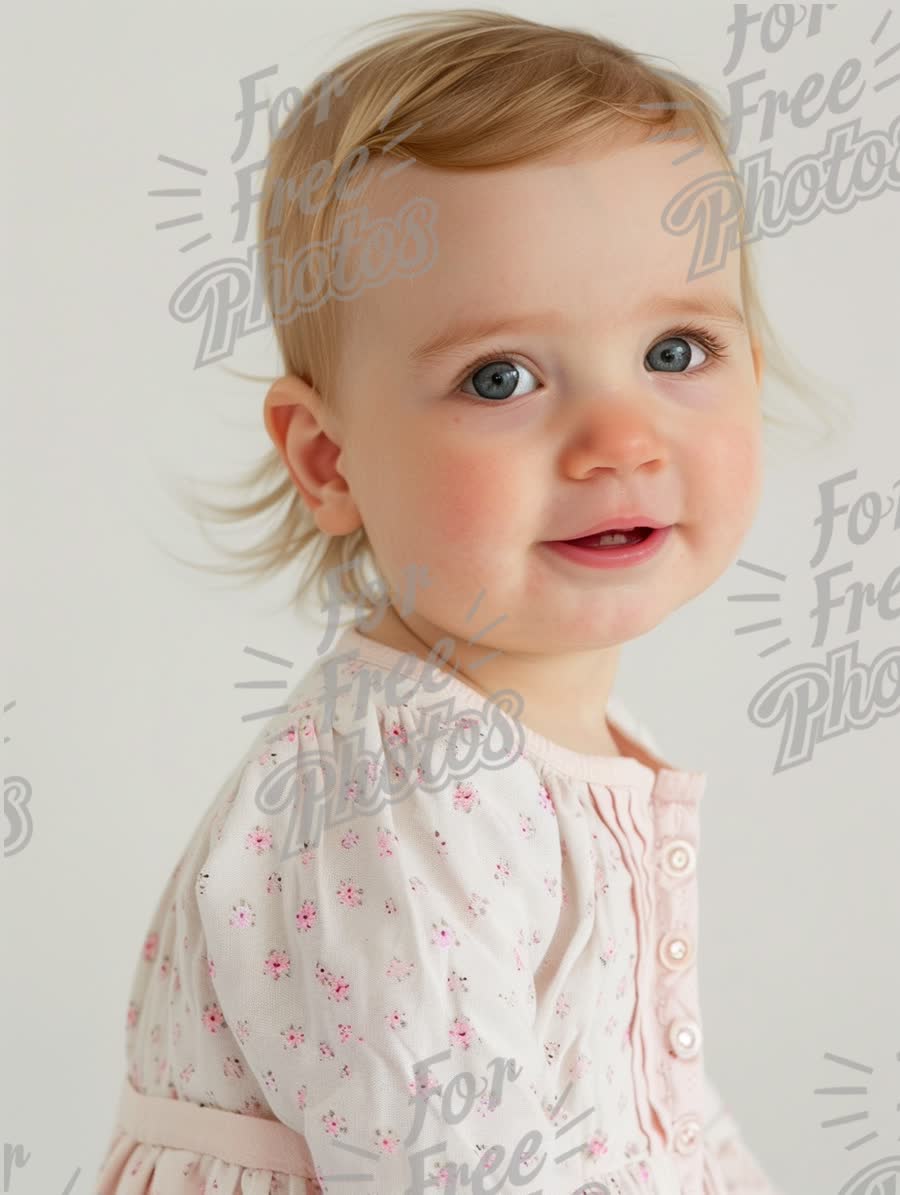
[561, 527, 656, 547]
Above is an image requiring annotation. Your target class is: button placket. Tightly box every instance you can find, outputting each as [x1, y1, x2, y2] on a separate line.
[651, 772, 706, 1194]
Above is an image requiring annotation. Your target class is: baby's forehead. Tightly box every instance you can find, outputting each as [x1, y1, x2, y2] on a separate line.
[339, 135, 741, 353]
[353, 131, 727, 223]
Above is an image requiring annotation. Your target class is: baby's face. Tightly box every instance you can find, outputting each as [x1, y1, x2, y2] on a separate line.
[329, 131, 763, 653]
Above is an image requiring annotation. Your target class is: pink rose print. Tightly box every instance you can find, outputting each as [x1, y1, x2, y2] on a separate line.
[318, 1042, 335, 1060]
[452, 780, 480, 813]
[555, 993, 571, 1018]
[223, 1056, 244, 1079]
[143, 932, 158, 962]
[537, 783, 557, 816]
[375, 826, 399, 858]
[387, 720, 409, 746]
[569, 1053, 590, 1081]
[385, 1008, 407, 1031]
[449, 1014, 475, 1050]
[229, 900, 255, 929]
[266, 872, 283, 894]
[385, 897, 398, 915]
[126, 1002, 139, 1028]
[234, 1019, 251, 1044]
[202, 1003, 226, 1033]
[264, 949, 291, 980]
[494, 859, 511, 885]
[331, 974, 350, 1001]
[431, 919, 459, 950]
[586, 1134, 609, 1159]
[315, 961, 351, 1001]
[385, 956, 414, 982]
[245, 826, 274, 854]
[447, 969, 469, 993]
[343, 780, 361, 804]
[373, 1127, 402, 1157]
[281, 1024, 305, 1049]
[296, 1086, 307, 1110]
[295, 899, 318, 931]
[340, 829, 360, 849]
[518, 814, 536, 839]
[337, 878, 364, 908]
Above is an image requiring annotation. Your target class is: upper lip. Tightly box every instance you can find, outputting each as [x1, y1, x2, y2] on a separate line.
[551, 515, 670, 541]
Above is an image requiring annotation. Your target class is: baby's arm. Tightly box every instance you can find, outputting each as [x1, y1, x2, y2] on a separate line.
[702, 1070, 786, 1193]
[196, 715, 571, 1192]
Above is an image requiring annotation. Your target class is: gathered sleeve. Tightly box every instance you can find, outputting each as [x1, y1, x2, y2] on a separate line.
[196, 692, 569, 1192]
[702, 1070, 786, 1193]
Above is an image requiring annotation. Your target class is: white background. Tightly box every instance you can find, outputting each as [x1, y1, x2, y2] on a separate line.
[4, 1, 899, 1192]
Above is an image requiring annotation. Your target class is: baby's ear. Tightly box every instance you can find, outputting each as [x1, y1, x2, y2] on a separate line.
[263, 375, 320, 450]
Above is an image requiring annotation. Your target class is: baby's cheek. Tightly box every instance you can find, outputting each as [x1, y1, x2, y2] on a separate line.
[703, 422, 763, 530]
[420, 450, 511, 548]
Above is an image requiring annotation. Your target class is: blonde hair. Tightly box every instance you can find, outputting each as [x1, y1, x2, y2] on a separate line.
[170, 7, 849, 622]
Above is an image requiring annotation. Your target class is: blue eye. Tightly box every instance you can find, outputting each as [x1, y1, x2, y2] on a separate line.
[459, 357, 540, 403]
[646, 335, 709, 373]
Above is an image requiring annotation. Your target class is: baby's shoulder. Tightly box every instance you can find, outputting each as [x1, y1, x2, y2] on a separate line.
[199, 632, 560, 893]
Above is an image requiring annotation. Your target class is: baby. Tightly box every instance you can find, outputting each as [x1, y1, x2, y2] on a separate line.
[97, 9, 795, 1194]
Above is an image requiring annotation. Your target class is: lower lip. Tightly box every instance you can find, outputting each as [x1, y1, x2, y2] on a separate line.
[542, 526, 672, 569]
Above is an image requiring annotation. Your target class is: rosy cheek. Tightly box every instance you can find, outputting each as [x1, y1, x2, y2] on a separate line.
[421, 451, 508, 548]
[701, 424, 762, 523]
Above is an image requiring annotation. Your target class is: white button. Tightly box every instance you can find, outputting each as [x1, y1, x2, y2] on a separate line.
[673, 1114, 702, 1154]
[668, 1018, 702, 1059]
[661, 838, 696, 879]
[658, 931, 695, 971]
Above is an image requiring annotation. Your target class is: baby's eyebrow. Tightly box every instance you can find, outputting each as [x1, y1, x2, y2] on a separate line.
[410, 293, 746, 365]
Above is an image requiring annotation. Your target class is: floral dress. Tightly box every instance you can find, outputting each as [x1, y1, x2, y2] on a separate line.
[96, 621, 785, 1194]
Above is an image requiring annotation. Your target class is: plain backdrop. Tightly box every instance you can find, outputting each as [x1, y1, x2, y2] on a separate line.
[3, 1, 899, 1192]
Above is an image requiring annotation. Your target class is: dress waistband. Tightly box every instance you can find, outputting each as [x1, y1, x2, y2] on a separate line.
[115, 1078, 319, 1179]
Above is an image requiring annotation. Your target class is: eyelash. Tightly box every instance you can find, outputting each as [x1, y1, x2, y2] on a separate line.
[453, 322, 730, 402]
